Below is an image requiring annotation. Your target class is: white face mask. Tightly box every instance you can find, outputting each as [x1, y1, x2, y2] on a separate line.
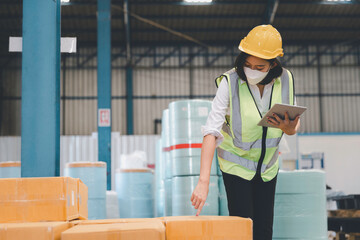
[243, 67, 269, 85]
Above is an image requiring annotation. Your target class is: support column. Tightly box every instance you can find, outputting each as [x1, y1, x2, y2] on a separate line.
[97, 0, 112, 190]
[21, 0, 61, 177]
[316, 46, 324, 132]
[124, 0, 134, 135]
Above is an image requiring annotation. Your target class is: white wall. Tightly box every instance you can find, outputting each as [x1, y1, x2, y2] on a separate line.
[298, 134, 360, 195]
[0, 134, 159, 191]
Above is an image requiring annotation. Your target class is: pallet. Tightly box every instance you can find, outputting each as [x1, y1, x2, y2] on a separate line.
[336, 232, 360, 240]
[329, 210, 360, 218]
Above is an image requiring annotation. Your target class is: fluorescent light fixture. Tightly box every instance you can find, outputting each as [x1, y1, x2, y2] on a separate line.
[184, 0, 213, 3]
[61, 0, 70, 3]
[325, 0, 351, 2]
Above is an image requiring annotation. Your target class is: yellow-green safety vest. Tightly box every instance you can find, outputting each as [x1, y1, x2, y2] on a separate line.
[215, 68, 295, 182]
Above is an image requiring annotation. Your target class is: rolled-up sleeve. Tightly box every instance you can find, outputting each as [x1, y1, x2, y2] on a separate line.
[201, 79, 230, 147]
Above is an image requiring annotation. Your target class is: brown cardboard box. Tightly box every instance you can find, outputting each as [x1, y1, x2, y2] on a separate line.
[61, 220, 165, 240]
[160, 216, 253, 240]
[0, 177, 88, 223]
[72, 218, 161, 225]
[77, 180, 88, 220]
[0, 222, 72, 240]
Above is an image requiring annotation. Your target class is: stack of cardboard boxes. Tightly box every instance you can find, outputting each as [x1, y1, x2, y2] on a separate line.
[0, 177, 253, 240]
[0, 177, 87, 240]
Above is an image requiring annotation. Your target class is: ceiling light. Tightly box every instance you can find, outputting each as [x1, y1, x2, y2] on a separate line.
[184, 0, 213, 3]
[61, 0, 70, 3]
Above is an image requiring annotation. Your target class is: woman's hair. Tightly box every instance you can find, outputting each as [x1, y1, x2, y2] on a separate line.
[234, 52, 283, 85]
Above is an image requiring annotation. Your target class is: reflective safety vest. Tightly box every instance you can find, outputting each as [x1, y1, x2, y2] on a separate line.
[215, 68, 295, 182]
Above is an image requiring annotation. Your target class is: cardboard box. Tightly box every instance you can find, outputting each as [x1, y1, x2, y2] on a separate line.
[0, 222, 72, 240]
[160, 216, 252, 240]
[62, 220, 165, 240]
[0, 177, 88, 223]
[72, 218, 161, 225]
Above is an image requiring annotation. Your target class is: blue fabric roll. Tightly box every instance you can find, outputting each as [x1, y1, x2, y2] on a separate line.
[64, 162, 107, 220]
[155, 139, 165, 217]
[165, 178, 173, 216]
[218, 176, 229, 216]
[169, 100, 211, 147]
[171, 155, 217, 177]
[172, 175, 219, 216]
[162, 109, 172, 179]
[88, 198, 107, 220]
[64, 164, 106, 199]
[115, 169, 154, 218]
[0, 166, 21, 178]
[273, 170, 327, 239]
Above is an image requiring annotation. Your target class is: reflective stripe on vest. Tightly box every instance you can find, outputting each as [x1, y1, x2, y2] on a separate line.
[223, 68, 290, 151]
[218, 147, 279, 173]
[222, 122, 281, 150]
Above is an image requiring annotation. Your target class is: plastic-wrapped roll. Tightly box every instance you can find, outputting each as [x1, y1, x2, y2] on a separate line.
[172, 176, 219, 216]
[273, 170, 327, 239]
[64, 162, 107, 219]
[106, 191, 120, 219]
[219, 176, 229, 216]
[275, 170, 326, 194]
[165, 178, 172, 216]
[171, 155, 217, 177]
[115, 169, 154, 218]
[162, 109, 172, 179]
[155, 139, 165, 217]
[0, 161, 21, 178]
[88, 198, 107, 219]
[216, 153, 222, 176]
[169, 100, 216, 177]
[169, 100, 211, 147]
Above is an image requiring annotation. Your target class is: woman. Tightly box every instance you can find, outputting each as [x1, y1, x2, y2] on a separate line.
[190, 25, 300, 240]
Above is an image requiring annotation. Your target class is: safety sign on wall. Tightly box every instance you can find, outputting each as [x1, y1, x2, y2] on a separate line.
[98, 109, 111, 127]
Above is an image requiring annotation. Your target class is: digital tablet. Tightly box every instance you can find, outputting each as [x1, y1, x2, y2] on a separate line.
[257, 103, 307, 128]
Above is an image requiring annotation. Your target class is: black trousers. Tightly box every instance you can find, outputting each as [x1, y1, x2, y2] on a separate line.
[222, 171, 277, 240]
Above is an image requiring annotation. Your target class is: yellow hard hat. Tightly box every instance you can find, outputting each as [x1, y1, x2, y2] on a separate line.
[239, 25, 284, 59]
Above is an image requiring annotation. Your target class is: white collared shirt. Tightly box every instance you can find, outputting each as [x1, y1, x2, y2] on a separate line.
[201, 77, 285, 146]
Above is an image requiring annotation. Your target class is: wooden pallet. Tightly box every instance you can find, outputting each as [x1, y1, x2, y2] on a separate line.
[329, 210, 360, 218]
[335, 232, 360, 240]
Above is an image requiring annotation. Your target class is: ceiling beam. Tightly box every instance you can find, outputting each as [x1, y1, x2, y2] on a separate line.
[1, 14, 359, 21]
[2, 27, 360, 34]
[263, 0, 279, 24]
[3, 0, 359, 5]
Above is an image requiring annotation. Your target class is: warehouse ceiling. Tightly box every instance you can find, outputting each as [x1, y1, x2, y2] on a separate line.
[0, 0, 360, 66]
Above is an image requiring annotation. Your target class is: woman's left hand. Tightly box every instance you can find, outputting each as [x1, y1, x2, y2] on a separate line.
[267, 111, 300, 135]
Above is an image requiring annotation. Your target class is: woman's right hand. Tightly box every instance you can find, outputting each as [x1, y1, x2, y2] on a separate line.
[190, 179, 209, 216]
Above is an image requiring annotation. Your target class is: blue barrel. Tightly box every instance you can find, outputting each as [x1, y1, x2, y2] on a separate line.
[155, 139, 165, 217]
[169, 100, 217, 177]
[218, 176, 229, 216]
[162, 109, 172, 179]
[0, 162, 21, 178]
[165, 178, 172, 216]
[115, 169, 154, 218]
[273, 170, 327, 240]
[64, 162, 107, 220]
[172, 175, 219, 216]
